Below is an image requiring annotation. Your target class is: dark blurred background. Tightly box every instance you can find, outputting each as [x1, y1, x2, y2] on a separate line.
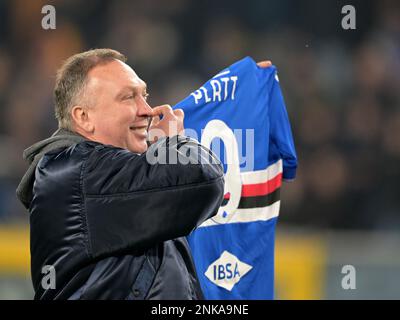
[0, 0, 399, 299]
[0, 0, 399, 229]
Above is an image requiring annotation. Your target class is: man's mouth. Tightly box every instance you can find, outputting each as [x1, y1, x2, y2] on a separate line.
[129, 125, 148, 136]
[130, 118, 151, 138]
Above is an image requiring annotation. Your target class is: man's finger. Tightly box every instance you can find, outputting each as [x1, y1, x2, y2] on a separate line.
[173, 108, 184, 119]
[257, 60, 272, 68]
[149, 115, 160, 126]
[152, 104, 173, 117]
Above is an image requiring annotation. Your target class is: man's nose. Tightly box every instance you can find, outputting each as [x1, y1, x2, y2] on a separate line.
[137, 98, 153, 117]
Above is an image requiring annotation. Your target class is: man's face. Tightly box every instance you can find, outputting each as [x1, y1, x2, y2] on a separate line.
[84, 59, 153, 153]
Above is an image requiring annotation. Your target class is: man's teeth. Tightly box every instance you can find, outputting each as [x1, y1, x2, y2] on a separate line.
[131, 127, 147, 133]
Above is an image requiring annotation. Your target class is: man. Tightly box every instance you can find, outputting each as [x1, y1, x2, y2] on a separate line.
[16, 48, 225, 299]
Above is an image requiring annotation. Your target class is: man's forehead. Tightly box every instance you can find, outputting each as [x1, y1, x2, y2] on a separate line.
[87, 59, 147, 90]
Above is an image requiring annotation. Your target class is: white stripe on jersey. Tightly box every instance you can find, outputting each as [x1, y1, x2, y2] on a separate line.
[198, 200, 280, 227]
[240, 159, 283, 185]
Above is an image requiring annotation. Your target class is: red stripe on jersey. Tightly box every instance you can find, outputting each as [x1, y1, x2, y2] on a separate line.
[223, 173, 283, 201]
[241, 173, 282, 197]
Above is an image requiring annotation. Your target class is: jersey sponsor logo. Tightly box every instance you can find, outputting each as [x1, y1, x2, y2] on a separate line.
[204, 251, 252, 291]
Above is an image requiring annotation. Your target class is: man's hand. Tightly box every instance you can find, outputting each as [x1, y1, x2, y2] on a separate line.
[257, 60, 272, 68]
[147, 104, 184, 143]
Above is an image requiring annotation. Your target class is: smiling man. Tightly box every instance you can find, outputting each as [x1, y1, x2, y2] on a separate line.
[16, 48, 225, 300]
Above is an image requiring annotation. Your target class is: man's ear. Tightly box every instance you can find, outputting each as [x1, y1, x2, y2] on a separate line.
[71, 105, 94, 133]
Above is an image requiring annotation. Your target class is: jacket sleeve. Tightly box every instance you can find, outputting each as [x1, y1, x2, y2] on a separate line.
[81, 135, 225, 259]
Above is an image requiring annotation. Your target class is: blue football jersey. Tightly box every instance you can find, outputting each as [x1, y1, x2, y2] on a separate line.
[173, 56, 297, 299]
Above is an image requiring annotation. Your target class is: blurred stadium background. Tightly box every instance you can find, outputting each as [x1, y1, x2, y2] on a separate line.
[0, 0, 399, 299]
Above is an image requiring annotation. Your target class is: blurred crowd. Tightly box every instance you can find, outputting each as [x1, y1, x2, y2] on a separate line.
[0, 0, 399, 230]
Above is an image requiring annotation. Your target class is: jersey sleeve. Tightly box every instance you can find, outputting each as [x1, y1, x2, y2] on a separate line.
[266, 69, 298, 181]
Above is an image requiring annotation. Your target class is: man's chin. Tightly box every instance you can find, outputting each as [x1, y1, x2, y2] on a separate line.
[128, 141, 148, 154]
